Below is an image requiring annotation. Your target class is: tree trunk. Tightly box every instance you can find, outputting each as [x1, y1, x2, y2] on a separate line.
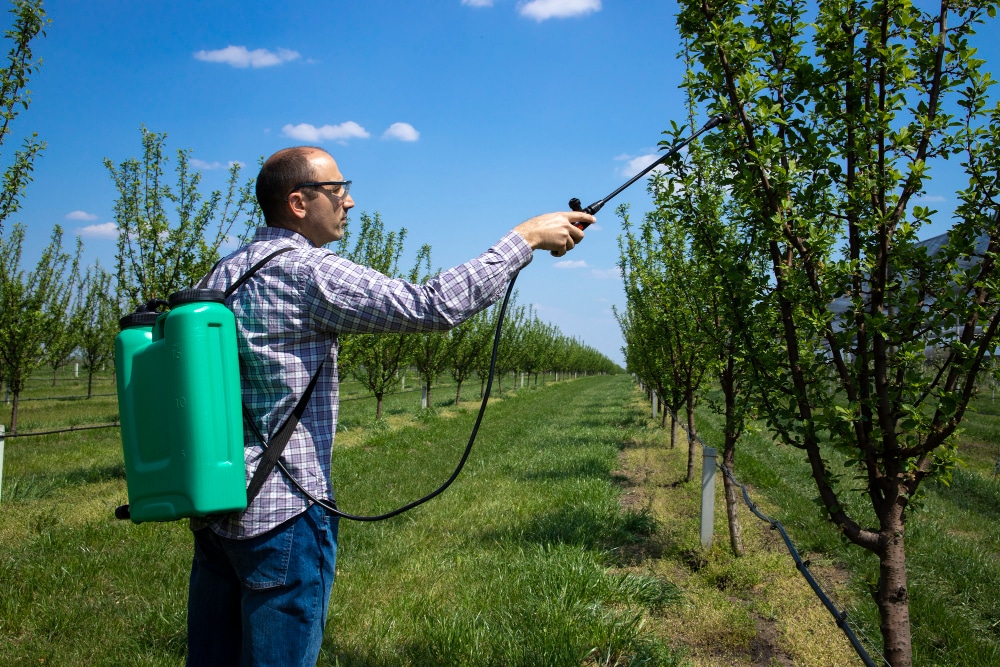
[720, 352, 744, 556]
[375, 393, 384, 420]
[685, 391, 697, 482]
[877, 506, 913, 667]
[722, 445, 744, 556]
[455, 380, 463, 405]
[10, 392, 20, 432]
[670, 413, 678, 450]
[87, 369, 95, 399]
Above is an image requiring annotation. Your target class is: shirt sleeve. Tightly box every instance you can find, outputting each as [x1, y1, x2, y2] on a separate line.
[304, 230, 533, 335]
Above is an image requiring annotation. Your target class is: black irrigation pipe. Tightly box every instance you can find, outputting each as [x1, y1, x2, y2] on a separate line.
[11, 393, 117, 403]
[658, 402, 882, 667]
[717, 464, 881, 667]
[2, 423, 121, 439]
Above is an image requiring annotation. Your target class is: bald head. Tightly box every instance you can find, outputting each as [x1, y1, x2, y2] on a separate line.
[256, 146, 328, 226]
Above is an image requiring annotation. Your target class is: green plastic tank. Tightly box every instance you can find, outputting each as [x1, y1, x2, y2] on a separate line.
[114, 289, 247, 523]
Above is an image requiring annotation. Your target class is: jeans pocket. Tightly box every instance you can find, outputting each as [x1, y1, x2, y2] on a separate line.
[226, 518, 296, 591]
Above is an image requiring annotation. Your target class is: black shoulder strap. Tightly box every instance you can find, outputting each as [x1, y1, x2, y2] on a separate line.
[219, 246, 327, 507]
[224, 247, 295, 298]
[244, 358, 326, 506]
[196, 246, 295, 292]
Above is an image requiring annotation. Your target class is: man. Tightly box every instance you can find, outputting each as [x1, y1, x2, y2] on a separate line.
[186, 146, 592, 666]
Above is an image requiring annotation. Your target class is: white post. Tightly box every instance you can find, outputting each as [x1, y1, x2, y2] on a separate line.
[652, 391, 659, 419]
[401, 375, 405, 391]
[0, 424, 5, 506]
[421, 384, 428, 409]
[700, 446, 718, 549]
[74, 362, 79, 378]
[520, 372, 525, 389]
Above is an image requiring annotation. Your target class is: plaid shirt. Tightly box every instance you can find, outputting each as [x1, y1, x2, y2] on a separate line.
[193, 225, 533, 539]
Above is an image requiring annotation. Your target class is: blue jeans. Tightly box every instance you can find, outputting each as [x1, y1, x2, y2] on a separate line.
[186, 503, 339, 667]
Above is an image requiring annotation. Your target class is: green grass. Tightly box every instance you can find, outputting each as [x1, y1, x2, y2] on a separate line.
[6, 367, 998, 665]
[0, 373, 686, 666]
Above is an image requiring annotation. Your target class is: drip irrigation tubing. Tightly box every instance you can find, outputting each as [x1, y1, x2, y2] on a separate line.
[2, 422, 121, 438]
[13, 393, 116, 402]
[661, 403, 882, 667]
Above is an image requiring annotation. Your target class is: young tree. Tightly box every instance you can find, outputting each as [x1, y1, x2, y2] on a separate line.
[617, 199, 715, 482]
[106, 127, 257, 312]
[74, 263, 117, 399]
[517, 309, 553, 388]
[0, 0, 47, 239]
[409, 253, 450, 409]
[412, 329, 449, 408]
[447, 307, 491, 404]
[678, 2, 1000, 663]
[42, 236, 82, 384]
[0, 224, 78, 430]
[337, 212, 418, 420]
[649, 110, 772, 556]
[494, 293, 525, 396]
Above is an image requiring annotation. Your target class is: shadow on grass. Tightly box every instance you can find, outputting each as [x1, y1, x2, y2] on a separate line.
[930, 468, 1000, 519]
[516, 455, 611, 483]
[475, 502, 662, 566]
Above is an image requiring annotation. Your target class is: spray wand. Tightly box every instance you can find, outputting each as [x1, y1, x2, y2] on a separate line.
[233, 113, 732, 523]
[567, 113, 730, 228]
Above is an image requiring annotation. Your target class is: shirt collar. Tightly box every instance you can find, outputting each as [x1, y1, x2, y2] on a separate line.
[252, 225, 316, 247]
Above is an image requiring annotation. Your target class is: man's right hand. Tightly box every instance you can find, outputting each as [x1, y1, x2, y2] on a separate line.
[513, 212, 592, 258]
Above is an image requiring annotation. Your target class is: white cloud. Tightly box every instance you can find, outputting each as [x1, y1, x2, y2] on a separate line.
[66, 210, 97, 221]
[621, 153, 666, 178]
[190, 158, 245, 170]
[554, 259, 589, 269]
[76, 222, 118, 239]
[462, 0, 494, 6]
[194, 46, 300, 69]
[218, 234, 241, 253]
[382, 122, 420, 142]
[590, 267, 622, 280]
[518, 0, 600, 21]
[281, 121, 371, 144]
[191, 158, 224, 170]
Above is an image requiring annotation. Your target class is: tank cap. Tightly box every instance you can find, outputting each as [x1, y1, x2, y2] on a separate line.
[118, 310, 161, 330]
[168, 288, 226, 308]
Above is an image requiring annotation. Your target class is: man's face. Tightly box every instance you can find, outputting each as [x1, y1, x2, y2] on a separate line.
[297, 152, 355, 246]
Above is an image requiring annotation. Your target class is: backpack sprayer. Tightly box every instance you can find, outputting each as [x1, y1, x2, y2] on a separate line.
[113, 114, 730, 524]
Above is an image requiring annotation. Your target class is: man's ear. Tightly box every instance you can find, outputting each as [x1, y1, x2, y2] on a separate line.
[287, 191, 309, 220]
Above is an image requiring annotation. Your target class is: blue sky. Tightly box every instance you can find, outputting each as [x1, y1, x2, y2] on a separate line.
[8, 0, 1000, 367]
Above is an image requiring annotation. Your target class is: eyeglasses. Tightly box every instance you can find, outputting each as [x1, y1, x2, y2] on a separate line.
[287, 180, 351, 201]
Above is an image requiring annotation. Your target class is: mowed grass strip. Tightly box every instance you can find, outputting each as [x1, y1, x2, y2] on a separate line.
[1, 374, 687, 666]
[325, 374, 685, 666]
[691, 392, 1000, 667]
[614, 395, 862, 667]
